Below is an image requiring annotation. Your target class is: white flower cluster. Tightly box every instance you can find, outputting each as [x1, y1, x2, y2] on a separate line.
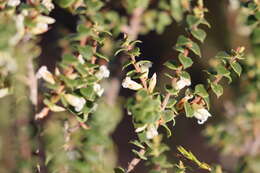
[193, 108, 212, 124]
[139, 61, 152, 78]
[77, 54, 85, 64]
[30, 15, 55, 35]
[122, 77, 143, 90]
[36, 66, 55, 84]
[7, 0, 20, 7]
[135, 124, 158, 139]
[93, 83, 104, 97]
[146, 125, 158, 139]
[175, 76, 191, 90]
[95, 65, 110, 79]
[65, 94, 86, 112]
[41, 0, 55, 11]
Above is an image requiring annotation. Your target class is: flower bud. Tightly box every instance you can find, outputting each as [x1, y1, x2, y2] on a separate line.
[122, 77, 143, 90]
[41, 0, 55, 11]
[64, 94, 86, 112]
[175, 76, 191, 90]
[193, 108, 212, 124]
[95, 65, 110, 79]
[93, 83, 104, 97]
[146, 125, 158, 139]
[135, 124, 147, 133]
[148, 73, 157, 93]
[36, 66, 55, 84]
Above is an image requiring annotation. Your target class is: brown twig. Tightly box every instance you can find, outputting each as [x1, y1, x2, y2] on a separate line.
[126, 149, 145, 173]
[130, 55, 148, 89]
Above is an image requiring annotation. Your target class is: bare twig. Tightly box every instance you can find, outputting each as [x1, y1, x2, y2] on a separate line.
[126, 149, 145, 173]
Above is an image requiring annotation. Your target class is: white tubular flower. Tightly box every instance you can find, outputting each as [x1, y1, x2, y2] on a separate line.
[0, 88, 9, 98]
[36, 66, 55, 84]
[7, 0, 20, 7]
[140, 61, 152, 78]
[148, 73, 157, 93]
[49, 104, 65, 112]
[122, 77, 143, 90]
[146, 125, 158, 139]
[77, 54, 85, 64]
[193, 108, 212, 124]
[30, 16, 55, 35]
[41, 0, 55, 11]
[135, 124, 147, 133]
[64, 94, 86, 112]
[93, 83, 104, 97]
[175, 76, 191, 90]
[95, 65, 110, 79]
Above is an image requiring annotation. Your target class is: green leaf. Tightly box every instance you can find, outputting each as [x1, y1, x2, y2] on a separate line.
[191, 29, 206, 42]
[164, 73, 174, 79]
[114, 167, 125, 173]
[164, 60, 179, 70]
[255, 11, 260, 20]
[126, 69, 137, 77]
[194, 84, 208, 98]
[170, 0, 184, 22]
[162, 110, 175, 123]
[175, 45, 185, 53]
[179, 71, 191, 80]
[115, 48, 127, 56]
[78, 45, 93, 60]
[186, 15, 200, 28]
[178, 54, 193, 69]
[130, 140, 145, 149]
[156, 12, 172, 34]
[216, 65, 230, 76]
[161, 124, 172, 138]
[55, 0, 76, 8]
[211, 83, 223, 98]
[200, 18, 211, 28]
[75, 64, 88, 76]
[166, 98, 177, 108]
[95, 52, 109, 61]
[176, 35, 190, 46]
[230, 61, 242, 76]
[188, 41, 201, 57]
[252, 28, 260, 44]
[122, 60, 132, 70]
[132, 149, 147, 160]
[215, 51, 231, 59]
[165, 85, 179, 95]
[62, 54, 78, 64]
[177, 146, 211, 171]
[129, 47, 141, 57]
[80, 87, 95, 101]
[184, 102, 194, 118]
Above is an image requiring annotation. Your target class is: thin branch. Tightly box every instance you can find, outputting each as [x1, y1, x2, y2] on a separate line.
[126, 149, 145, 173]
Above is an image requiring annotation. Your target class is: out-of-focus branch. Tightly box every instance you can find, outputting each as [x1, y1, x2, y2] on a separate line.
[27, 57, 38, 106]
[121, 7, 145, 40]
